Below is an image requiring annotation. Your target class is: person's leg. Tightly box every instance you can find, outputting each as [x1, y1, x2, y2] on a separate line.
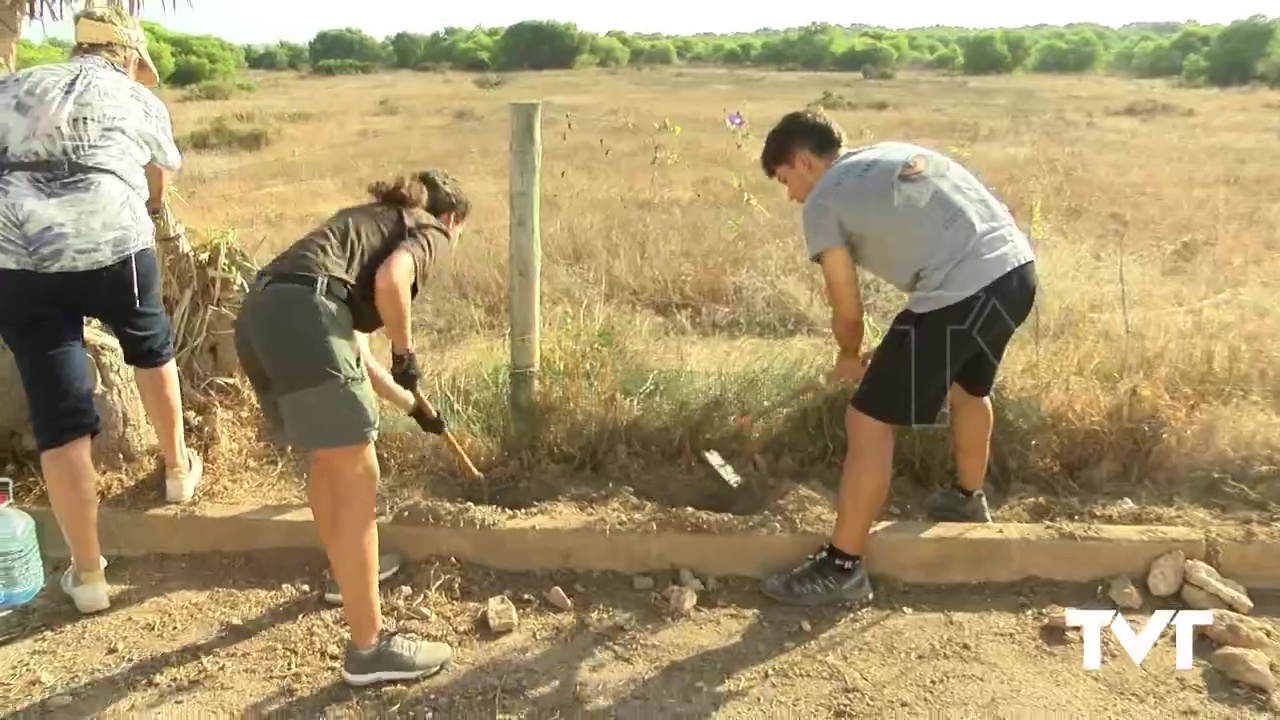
[93, 249, 200, 503]
[927, 262, 1039, 522]
[0, 273, 110, 614]
[950, 384, 993, 493]
[762, 309, 950, 607]
[241, 283, 449, 685]
[307, 441, 383, 647]
[925, 383, 997, 522]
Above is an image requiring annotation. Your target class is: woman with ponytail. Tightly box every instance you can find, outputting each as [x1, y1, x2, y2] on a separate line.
[232, 169, 470, 687]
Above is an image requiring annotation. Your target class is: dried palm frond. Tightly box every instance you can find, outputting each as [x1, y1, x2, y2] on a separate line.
[22, 1, 188, 21]
[154, 206, 258, 398]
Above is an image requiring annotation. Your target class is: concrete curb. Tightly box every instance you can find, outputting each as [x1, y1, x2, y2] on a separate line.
[22, 504, 1279, 588]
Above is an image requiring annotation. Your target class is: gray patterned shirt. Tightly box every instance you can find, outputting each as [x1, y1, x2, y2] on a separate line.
[0, 55, 182, 273]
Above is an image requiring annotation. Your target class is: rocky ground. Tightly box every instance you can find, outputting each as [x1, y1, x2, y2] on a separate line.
[0, 550, 1276, 718]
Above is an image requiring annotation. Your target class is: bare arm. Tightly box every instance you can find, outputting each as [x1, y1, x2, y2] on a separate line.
[373, 247, 417, 354]
[144, 163, 167, 212]
[802, 197, 864, 357]
[136, 89, 181, 211]
[356, 333, 415, 412]
[817, 244, 865, 358]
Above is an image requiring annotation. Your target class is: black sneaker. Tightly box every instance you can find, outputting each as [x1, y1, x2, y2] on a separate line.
[323, 552, 404, 606]
[341, 630, 453, 687]
[760, 547, 873, 607]
[926, 486, 993, 522]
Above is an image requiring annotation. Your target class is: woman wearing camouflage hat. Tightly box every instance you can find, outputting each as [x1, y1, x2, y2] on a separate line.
[0, 6, 200, 615]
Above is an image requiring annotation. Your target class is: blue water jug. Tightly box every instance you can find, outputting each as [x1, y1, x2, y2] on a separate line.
[0, 478, 46, 610]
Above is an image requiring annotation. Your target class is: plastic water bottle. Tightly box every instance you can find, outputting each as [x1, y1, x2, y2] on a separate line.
[0, 478, 46, 610]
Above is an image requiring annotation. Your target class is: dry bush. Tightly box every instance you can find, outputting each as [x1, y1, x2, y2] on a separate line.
[1107, 97, 1196, 118]
[151, 68, 1279, 514]
[808, 89, 893, 111]
[179, 114, 279, 153]
[181, 78, 258, 103]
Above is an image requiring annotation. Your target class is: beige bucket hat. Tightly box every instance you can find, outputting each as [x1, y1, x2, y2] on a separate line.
[73, 5, 160, 87]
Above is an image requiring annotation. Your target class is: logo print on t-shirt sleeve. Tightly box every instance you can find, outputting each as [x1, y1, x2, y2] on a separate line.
[893, 154, 949, 209]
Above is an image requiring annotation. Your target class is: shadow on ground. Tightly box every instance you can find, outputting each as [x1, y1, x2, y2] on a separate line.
[5, 551, 1278, 719]
[2, 552, 331, 718]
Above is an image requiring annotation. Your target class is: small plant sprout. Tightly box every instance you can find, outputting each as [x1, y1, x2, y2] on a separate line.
[724, 111, 770, 219]
[725, 110, 751, 149]
[648, 117, 682, 178]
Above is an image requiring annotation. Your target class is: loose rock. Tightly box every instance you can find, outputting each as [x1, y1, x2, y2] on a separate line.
[1182, 583, 1230, 611]
[1202, 611, 1280, 660]
[589, 609, 636, 632]
[1146, 550, 1185, 597]
[679, 568, 697, 586]
[632, 575, 655, 591]
[1210, 647, 1276, 692]
[1042, 604, 1069, 629]
[47, 696, 73, 709]
[1183, 560, 1253, 614]
[544, 586, 573, 611]
[1108, 575, 1143, 609]
[669, 586, 698, 615]
[486, 595, 518, 633]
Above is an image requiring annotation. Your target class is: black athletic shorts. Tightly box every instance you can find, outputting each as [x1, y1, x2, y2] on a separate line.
[851, 261, 1038, 427]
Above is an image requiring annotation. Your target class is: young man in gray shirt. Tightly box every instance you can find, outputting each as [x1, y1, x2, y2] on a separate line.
[757, 109, 1038, 606]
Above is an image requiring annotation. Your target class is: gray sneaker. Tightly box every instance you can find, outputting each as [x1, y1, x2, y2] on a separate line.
[760, 547, 874, 607]
[323, 552, 404, 605]
[342, 630, 453, 687]
[926, 486, 993, 522]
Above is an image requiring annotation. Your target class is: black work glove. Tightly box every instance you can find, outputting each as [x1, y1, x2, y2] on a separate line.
[390, 349, 421, 391]
[409, 404, 447, 435]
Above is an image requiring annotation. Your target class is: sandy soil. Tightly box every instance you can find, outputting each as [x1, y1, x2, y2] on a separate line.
[1, 551, 1276, 718]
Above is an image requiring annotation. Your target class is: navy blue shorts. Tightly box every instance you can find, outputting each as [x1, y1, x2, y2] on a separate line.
[0, 248, 174, 453]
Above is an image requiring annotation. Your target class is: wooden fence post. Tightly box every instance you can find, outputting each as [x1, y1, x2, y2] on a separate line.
[508, 101, 542, 441]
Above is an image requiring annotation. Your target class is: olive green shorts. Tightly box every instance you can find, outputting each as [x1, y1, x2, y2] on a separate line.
[233, 281, 379, 451]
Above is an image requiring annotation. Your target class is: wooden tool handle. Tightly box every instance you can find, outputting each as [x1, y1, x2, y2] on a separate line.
[412, 388, 483, 480]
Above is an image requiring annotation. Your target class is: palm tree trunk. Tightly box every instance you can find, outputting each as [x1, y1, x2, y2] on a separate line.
[0, 0, 24, 75]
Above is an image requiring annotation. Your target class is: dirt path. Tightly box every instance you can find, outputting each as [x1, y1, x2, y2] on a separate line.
[1, 551, 1276, 718]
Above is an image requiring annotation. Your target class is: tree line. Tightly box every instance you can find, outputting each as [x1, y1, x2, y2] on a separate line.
[15, 16, 1280, 90]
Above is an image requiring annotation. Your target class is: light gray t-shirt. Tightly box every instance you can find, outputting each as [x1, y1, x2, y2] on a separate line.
[803, 142, 1035, 314]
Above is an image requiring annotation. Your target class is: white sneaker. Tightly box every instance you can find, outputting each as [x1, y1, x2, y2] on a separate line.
[60, 556, 110, 614]
[165, 449, 203, 503]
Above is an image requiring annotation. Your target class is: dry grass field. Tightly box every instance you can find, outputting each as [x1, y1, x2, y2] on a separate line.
[97, 66, 1280, 526]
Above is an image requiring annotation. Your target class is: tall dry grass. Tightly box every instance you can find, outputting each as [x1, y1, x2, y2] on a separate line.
[163, 67, 1280, 513]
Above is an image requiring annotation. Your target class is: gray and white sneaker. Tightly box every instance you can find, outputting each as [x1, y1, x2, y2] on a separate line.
[760, 547, 874, 607]
[323, 552, 404, 605]
[926, 485, 993, 522]
[342, 630, 453, 687]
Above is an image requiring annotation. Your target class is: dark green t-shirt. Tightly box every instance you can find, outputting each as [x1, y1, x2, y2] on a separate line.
[259, 202, 450, 332]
